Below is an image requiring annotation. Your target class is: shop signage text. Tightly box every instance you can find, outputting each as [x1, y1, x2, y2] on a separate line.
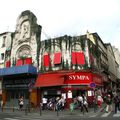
[68, 75, 90, 80]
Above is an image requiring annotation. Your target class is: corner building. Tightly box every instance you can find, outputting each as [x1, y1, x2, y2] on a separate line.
[35, 35, 103, 108]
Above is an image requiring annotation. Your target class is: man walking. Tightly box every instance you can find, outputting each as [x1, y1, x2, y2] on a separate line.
[114, 95, 120, 113]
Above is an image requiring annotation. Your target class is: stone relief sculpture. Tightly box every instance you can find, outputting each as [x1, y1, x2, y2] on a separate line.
[17, 46, 31, 58]
[17, 20, 30, 44]
[20, 21, 30, 40]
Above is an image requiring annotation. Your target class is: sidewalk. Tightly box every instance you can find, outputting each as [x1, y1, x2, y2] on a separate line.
[0, 103, 106, 119]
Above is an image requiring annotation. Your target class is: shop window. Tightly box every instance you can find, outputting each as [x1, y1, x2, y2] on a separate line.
[16, 59, 23, 66]
[24, 58, 32, 65]
[5, 60, 11, 67]
[53, 52, 61, 64]
[76, 52, 85, 65]
[71, 52, 77, 65]
[43, 54, 50, 67]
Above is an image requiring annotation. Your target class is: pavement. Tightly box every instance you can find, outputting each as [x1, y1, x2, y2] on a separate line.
[0, 104, 105, 120]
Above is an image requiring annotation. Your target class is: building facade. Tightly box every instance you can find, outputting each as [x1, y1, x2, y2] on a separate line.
[0, 10, 41, 107]
[0, 10, 119, 108]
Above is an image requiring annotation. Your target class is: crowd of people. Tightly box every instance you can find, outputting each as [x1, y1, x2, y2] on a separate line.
[71, 91, 120, 114]
[41, 91, 120, 114]
[42, 96, 66, 111]
[15, 89, 120, 114]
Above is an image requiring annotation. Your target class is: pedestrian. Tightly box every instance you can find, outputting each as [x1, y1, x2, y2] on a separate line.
[77, 94, 83, 108]
[114, 95, 120, 113]
[60, 96, 66, 110]
[18, 96, 24, 110]
[0, 100, 3, 108]
[42, 97, 47, 110]
[105, 94, 112, 113]
[81, 94, 88, 113]
[97, 94, 103, 108]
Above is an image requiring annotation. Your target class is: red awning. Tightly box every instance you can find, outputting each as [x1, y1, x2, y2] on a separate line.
[53, 52, 61, 64]
[35, 73, 64, 87]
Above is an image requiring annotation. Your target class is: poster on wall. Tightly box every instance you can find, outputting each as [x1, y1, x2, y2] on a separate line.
[68, 91, 72, 98]
[88, 90, 92, 96]
[62, 93, 66, 99]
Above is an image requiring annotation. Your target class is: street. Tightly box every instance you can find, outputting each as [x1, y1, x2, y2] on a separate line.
[0, 108, 120, 120]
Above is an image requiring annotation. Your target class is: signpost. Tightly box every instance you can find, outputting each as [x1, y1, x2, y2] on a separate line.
[90, 82, 96, 88]
[89, 82, 96, 113]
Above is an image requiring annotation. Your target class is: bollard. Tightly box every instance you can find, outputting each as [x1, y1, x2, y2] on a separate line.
[2, 106, 3, 112]
[39, 103, 42, 116]
[56, 104, 59, 116]
[13, 107, 14, 112]
[25, 105, 28, 115]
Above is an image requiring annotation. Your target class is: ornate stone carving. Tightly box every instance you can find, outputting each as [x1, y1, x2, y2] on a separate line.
[17, 46, 31, 58]
[20, 21, 30, 39]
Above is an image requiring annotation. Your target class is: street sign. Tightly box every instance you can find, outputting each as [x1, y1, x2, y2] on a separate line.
[90, 82, 96, 88]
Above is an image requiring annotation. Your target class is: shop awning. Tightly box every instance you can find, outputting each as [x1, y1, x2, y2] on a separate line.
[0, 65, 37, 76]
[35, 73, 64, 87]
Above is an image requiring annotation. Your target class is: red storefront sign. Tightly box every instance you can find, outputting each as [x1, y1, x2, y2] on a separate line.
[64, 72, 92, 85]
[64, 72, 103, 86]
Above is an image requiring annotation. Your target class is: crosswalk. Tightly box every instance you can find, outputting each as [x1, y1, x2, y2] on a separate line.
[90, 110, 120, 118]
[1, 111, 120, 120]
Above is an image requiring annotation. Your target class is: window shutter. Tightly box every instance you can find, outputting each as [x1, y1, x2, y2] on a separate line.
[24, 58, 32, 65]
[16, 59, 23, 66]
[76, 52, 85, 65]
[5, 60, 11, 67]
[43, 54, 50, 66]
[71, 52, 77, 65]
[53, 52, 61, 64]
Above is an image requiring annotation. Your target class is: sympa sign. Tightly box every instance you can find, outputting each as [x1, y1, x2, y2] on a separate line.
[64, 72, 102, 86]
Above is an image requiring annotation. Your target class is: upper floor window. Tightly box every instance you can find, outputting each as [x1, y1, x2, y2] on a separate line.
[43, 54, 50, 67]
[71, 51, 85, 65]
[2, 36, 6, 47]
[53, 52, 61, 65]
[1, 53, 4, 60]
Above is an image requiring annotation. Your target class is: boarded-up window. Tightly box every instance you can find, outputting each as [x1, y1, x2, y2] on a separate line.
[72, 51, 85, 65]
[24, 58, 32, 65]
[53, 52, 61, 64]
[76, 52, 85, 65]
[71, 52, 77, 65]
[5, 60, 11, 67]
[16, 59, 23, 66]
[43, 54, 50, 67]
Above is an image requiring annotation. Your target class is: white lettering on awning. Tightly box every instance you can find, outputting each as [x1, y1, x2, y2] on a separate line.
[68, 75, 90, 80]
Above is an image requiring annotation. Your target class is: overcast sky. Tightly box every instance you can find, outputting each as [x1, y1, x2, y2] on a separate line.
[0, 0, 120, 50]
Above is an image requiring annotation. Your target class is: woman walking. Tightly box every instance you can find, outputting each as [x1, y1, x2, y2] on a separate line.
[105, 94, 112, 113]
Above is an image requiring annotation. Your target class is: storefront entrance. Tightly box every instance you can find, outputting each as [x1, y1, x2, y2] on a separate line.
[5, 89, 29, 107]
[41, 87, 62, 100]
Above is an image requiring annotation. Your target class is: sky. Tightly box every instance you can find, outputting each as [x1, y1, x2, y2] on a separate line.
[0, 0, 120, 50]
